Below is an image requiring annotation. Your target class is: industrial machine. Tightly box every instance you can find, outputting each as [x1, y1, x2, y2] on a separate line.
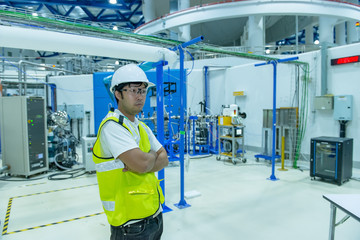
[310, 136, 353, 185]
[216, 104, 246, 164]
[187, 115, 215, 156]
[47, 110, 79, 170]
[0, 96, 48, 177]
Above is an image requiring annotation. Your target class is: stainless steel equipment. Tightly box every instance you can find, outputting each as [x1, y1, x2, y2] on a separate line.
[0, 96, 48, 177]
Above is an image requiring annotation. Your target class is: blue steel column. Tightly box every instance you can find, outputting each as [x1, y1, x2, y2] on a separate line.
[155, 61, 172, 212]
[255, 56, 298, 181]
[270, 61, 277, 180]
[173, 36, 204, 209]
[174, 46, 190, 208]
[204, 66, 209, 115]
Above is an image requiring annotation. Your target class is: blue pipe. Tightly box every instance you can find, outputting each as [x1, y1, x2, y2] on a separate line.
[155, 61, 172, 212]
[204, 66, 209, 115]
[174, 47, 190, 208]
[269, 61, 277, 180]
[181, 36, 204, 48]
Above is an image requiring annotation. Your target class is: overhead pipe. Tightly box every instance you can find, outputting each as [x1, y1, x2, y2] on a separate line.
[0, 25, 178, 64]
[17, 60, 77, 96]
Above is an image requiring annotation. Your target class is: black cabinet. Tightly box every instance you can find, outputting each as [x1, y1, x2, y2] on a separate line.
[310, 136, 353, 185]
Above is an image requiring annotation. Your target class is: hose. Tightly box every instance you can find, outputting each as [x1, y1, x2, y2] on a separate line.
[54, 152, 72, 170]
[293, 63, 310, 168]
[48, 167, 87, 180]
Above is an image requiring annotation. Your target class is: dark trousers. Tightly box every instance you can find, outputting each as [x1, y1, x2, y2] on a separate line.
[110, 213, 163, 240]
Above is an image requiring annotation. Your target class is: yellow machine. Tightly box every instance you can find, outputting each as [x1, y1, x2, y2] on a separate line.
[218, 116, 232, 126]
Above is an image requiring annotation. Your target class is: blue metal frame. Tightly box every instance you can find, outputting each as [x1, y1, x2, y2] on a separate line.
[255, 56, 298, 181]
[171, 36, 204, 209]
[154, 60, 172, 213]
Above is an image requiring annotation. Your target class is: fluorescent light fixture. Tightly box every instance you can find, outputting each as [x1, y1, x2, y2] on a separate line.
[109, 0, 117, 4]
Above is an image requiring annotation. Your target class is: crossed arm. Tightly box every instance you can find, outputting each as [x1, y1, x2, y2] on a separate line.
[118, 147, 169, 174]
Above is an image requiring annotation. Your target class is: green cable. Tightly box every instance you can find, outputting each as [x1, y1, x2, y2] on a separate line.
[293, 63, 310, 168]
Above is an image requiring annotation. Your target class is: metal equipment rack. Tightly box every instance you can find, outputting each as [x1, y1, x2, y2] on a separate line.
[216, 124, 246, 164]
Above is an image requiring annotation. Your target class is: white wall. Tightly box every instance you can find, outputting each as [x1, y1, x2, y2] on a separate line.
[49, 75, 94, 137]
[185, 43, 360, 167]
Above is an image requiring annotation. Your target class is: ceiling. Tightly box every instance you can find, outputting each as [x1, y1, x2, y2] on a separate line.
[0, 0, 145, 29]
[0, 0, 358, 62]
[0, 0, 324, 47]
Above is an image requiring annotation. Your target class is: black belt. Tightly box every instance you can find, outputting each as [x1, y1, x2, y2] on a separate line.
[115, 213, 161, 228]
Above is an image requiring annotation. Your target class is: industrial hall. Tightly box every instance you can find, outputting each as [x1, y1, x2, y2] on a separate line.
[1, 0, 360, 239]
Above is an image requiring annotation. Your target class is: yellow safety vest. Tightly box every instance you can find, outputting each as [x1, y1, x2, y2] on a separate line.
[92, 111, 164, 227]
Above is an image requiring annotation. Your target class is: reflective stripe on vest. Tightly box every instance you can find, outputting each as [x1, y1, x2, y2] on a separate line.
[95, 159, 124, 173]
[102, 200, 115, 212]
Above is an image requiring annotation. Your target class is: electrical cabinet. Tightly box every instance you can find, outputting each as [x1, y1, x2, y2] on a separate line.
[0, 96, 48, 177]
[314, 96, 333, 110]
[334, 95, 353, 120]
[310, 136, 353, 185]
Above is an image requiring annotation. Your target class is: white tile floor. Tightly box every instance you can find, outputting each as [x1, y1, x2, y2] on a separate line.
[1, 152, 360, 240]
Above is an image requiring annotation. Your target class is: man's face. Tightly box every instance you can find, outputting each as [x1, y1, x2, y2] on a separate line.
[116, 83, 147, 117]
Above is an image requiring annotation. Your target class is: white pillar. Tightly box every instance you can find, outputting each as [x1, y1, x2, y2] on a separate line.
[248, 16, 264, 54]
[142, 0, 156, 23]
[305, 25, 314, 45]
[345, 0, 359, 44]
[178, 0, 191, 42]
[319, 16, 337, 44]
[347, 20, 359, 44]
[335, 22, 346, 46]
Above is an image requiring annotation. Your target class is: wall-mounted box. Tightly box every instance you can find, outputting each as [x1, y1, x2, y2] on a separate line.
[334, 95, 353, 121]
[314, 96, 333, 110]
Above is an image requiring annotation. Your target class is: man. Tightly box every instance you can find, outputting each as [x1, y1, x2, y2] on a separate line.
[93, 64, 169, 240]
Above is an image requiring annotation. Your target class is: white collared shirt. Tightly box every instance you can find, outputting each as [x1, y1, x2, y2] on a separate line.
[99, 109, 162, 162]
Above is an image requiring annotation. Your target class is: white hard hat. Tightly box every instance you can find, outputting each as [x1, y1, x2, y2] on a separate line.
[110, 64, 155, 93]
